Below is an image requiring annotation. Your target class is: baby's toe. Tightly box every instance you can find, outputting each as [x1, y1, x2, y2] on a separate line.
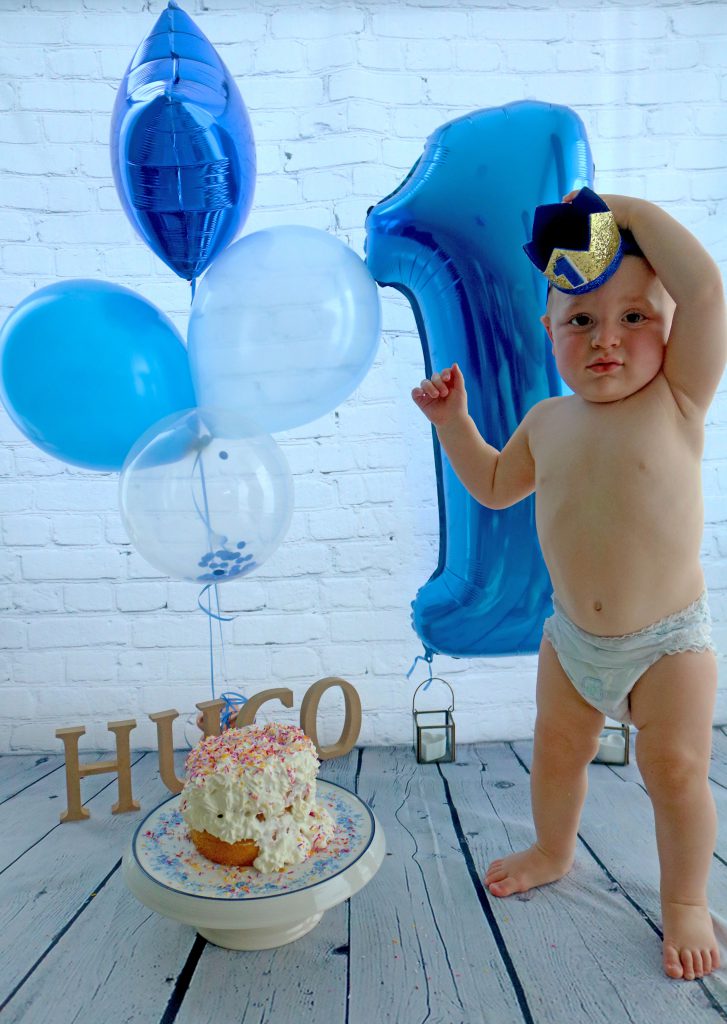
[681, 949, 696, 981]
[663, 943, 684, 979]
[488, 877, 518, 898]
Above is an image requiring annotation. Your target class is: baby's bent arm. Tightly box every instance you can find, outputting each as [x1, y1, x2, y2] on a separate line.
[602, 194, 727, 415]
[436, 409, 535, 510]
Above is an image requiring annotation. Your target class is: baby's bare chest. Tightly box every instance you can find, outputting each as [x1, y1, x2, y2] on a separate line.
[532, 386, 703, 522]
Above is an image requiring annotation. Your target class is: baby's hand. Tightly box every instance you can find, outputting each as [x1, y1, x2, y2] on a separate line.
[411, 363, 467, 428]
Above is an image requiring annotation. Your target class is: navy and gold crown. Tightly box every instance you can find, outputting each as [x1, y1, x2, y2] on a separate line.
[523, 187, 643, 295]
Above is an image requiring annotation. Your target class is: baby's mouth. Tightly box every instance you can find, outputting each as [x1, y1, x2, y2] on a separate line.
[588, 361, 623, 373]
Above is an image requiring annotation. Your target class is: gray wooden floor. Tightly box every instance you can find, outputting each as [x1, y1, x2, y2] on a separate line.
[4, 732, 727, 1024]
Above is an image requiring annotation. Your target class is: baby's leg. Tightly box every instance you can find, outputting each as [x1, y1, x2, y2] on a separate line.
[630, 649, 719, 981]
[486, 638, 605, 896]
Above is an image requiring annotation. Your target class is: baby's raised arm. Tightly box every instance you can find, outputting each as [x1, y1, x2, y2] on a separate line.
[602, 194, 727, 417]
[412, 364, 536, 510]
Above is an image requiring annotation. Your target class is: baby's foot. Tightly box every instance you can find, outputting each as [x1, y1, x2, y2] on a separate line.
[485, 843, 573, 897]
[661, 901, 721, 980]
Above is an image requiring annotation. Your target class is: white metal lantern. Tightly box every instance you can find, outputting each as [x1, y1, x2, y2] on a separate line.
[593, 723, 630, 765]
[412, 677, 455, 764]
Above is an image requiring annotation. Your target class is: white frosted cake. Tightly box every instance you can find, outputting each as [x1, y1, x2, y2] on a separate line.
[180, 722, 335, 873]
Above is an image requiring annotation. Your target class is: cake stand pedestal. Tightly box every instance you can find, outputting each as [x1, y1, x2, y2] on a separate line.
[122, 780, 385, 950]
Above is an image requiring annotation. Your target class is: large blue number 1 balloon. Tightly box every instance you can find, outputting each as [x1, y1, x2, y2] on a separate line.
[365, 100, 593, 658]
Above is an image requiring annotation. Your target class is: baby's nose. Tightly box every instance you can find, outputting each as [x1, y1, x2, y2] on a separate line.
[592, 326, 621, 348]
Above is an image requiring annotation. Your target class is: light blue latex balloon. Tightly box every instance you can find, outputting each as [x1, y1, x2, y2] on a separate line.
[365, 100, 593, 658]
[110, 1, 256, 281]
[119, 408, 293, 583]
[187, 226, 381, 434]
[0, 280, 197, 472]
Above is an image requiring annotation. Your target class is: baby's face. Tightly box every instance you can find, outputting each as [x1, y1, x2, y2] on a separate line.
[541, 257, 675, 404]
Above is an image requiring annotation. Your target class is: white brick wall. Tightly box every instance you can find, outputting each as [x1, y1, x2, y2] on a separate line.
[1, 0, 726, 753]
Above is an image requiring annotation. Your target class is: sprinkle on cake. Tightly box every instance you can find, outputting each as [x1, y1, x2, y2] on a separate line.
[180, 722, 335, 873]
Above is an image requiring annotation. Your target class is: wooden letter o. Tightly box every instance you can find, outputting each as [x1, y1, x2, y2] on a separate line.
[300, 677, 361, 760]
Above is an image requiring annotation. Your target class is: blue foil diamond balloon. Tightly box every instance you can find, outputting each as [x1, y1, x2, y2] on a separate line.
[110, 1, 256, 282]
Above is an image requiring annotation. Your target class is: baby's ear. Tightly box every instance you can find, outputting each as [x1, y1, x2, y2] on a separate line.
[540, 313, 553, 339]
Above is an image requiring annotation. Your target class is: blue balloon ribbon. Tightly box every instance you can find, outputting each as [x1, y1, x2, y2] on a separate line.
[366, 101, 593, 658]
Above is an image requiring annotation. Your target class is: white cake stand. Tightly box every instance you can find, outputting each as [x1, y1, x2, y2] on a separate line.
[122, 780, 385, 950]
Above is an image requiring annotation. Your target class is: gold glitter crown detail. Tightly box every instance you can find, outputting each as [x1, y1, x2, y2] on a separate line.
[543, 211, 621, 291]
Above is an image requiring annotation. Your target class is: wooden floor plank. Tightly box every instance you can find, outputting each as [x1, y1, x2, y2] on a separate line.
[0, 754, 64, 803]
[443, 741, 725, 1023]
[345, 746, 527, 1024]
[0, 752, 143, 873]
[512, 739, 727, 1018]
[0, 753, 171, 1010]
[1, 869, 195, 1024]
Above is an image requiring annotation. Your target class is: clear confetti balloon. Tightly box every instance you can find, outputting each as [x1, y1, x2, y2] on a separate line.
[119, 409, 293, 583]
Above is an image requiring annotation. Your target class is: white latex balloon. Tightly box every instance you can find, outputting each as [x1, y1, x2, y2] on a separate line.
[187, 226, 381, 434]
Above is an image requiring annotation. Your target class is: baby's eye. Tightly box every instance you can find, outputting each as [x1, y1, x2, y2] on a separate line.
[623, 311, 645, 324]
[568, 313, 592, 327]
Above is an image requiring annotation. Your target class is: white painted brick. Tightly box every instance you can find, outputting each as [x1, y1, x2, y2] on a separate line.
[0, 175, 47, 209]
[0, 82, 15, 111]
[12, 583, 63, 613]
[303, 168, 352, 202]
[0, 688, 36, 719]
[674, 140, 727, 170]
[503, 41, 556, 73]
[28, 615, 124, 649]
[236, 76, 324, 111]
[0, 114, 41, 145]
[19, 79, 115, 114]
[346, 100, 391, 135]
[45, 48, 99, 79]
[254, 39, 305, 74]
[2, 515, 50, 546]
[405, 40, 453, 72]
[381, 137, 422, 170]
[115, 583, 167, 613]
[555, 43, 598, 72]
[252, 173, 299, 206]
[425, 72, 525, 107]
[271, 9, 365, 39]
[2, 243, 54, 276]
[1, 14, 63, 44]
[329, 69, 424, 105]
[597, 107, 645, 138]
[63, 583, 114, 613]
[270, 645, 323, 681]
[306, 36, 357, 72]
[44, 176, 94, 211]
[299, 102, 348, 137]
[627, 70, 719, 104]
[372, 9, 469, 38]
[569, 9, 668, 41]
[672, 5, 727, 36]
[356, 37, 405, 72]
[695, 106, 727, 136]
[20, 549, 123, 581]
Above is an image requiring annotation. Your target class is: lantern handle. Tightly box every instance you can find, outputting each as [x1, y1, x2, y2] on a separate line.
[412, 677, 455, 714]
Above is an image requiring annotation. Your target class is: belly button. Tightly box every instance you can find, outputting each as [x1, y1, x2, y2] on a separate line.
[594, 600, 602, 612]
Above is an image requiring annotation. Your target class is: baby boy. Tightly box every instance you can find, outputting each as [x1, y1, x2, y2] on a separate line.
[412, 187, 726, 980]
